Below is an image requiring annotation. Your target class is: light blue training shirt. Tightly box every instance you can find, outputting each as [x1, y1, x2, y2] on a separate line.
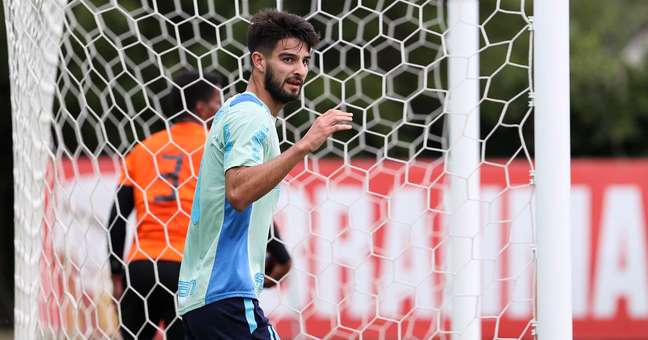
[177, 91, 280, 315]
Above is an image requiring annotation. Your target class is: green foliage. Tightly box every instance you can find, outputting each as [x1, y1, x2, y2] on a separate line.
[479, 0, 648, 157]
[570, 0, 648, 156]
[11, 0, 648, 158]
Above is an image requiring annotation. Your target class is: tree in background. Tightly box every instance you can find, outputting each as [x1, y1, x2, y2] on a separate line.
[571, 0, 648, 156]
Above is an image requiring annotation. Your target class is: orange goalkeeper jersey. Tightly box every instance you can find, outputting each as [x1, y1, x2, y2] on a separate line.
[119, 121, 206, 263]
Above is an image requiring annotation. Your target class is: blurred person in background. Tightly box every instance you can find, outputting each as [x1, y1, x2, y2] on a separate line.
[107, 70, 224, 340]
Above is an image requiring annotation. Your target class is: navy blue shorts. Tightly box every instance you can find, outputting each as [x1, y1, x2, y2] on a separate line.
[182, 298, 280, 340]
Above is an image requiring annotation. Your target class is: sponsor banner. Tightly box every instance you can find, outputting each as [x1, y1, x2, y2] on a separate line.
[42, 158, 648, 339]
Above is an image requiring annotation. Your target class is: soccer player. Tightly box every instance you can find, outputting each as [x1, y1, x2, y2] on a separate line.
[107, 70, 224, 340]
[177, 10, 353, 339]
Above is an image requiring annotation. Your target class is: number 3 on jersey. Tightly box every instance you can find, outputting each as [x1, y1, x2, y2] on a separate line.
[154, 153, 184, 203]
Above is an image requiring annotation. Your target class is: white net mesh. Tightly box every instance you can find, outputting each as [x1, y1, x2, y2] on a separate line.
[7, 0, 536, 339]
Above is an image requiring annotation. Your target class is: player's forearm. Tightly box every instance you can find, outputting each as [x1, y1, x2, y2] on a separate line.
[264, 261, 292, 288]
[273, 261, 291, 280]
[107, 186, 134, 273]
[227, 142, 309, 211]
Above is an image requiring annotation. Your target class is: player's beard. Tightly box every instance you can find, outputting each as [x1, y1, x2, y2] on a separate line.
[265, 65, 302, 104]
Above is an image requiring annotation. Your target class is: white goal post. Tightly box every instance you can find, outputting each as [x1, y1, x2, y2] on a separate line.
[5, 0, 572, 339]
[534, 0, 573, 338]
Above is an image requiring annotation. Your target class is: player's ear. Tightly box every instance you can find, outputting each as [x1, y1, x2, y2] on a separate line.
[197, 100, 215, 121]
[251, 51, 266, 73]
[194, 101, 205, 120]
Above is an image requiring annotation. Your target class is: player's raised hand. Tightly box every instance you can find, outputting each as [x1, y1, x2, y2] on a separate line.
[298, 109, 353, 152]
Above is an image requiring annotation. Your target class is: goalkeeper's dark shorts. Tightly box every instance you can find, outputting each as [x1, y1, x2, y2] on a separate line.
[119, 260, 184, 340]
[182, 297, 281, 340]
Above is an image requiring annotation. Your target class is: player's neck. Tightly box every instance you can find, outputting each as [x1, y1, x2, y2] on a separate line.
[247, 73, 283, 117]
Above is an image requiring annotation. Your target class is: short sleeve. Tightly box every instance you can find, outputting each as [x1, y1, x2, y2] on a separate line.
[222, 107, 270, 171]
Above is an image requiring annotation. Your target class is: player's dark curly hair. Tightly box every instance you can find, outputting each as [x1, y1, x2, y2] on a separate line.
[247, 10, 320, 55]
[168, 70, 225, 120]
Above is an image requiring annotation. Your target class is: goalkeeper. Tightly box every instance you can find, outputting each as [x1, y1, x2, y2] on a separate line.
[177, 9, 353, 340]
[107, 70, 224, 340]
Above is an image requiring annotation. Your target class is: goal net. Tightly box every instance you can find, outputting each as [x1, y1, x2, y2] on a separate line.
[7, 0, 536, 339]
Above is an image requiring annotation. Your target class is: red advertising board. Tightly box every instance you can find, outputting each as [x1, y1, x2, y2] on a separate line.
[41, 158, 648, 339]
